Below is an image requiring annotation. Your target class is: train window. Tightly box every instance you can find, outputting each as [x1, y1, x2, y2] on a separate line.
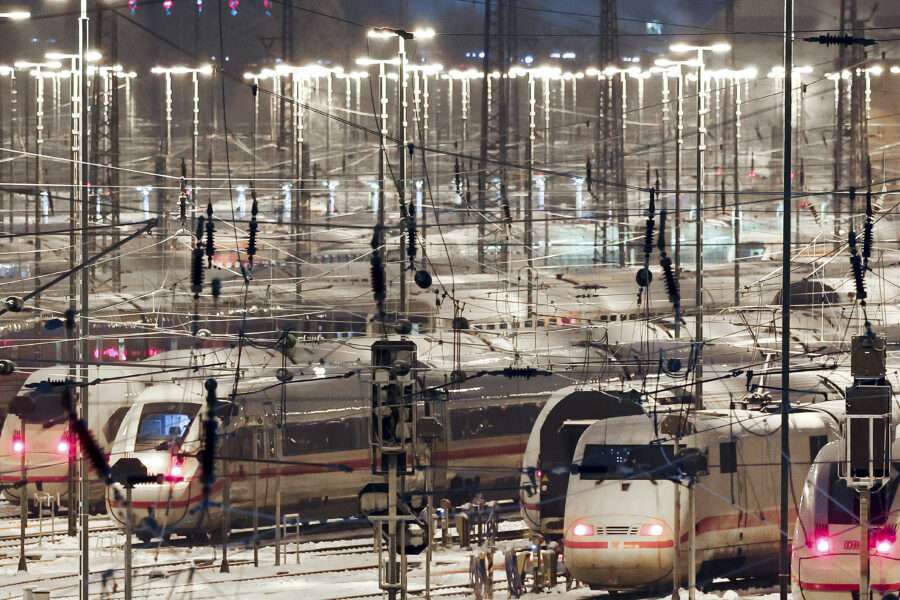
[449, 403, 543, 440]
[103, 407, 131, 443]
[21, 387, 67, 424]
[135, 403, 200, 450]
[825, 462, 900, 525]
[719, 441, 737, 474]
[579, 444, 680, 480]
[809, 435, 828, 462]
[282, 419, 366, 455]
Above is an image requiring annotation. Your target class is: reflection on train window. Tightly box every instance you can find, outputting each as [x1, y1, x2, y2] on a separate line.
[135, 403, 199, 449]
[825, 462, 900, 525]
[579, 444, 680, 480]
[104, 407, 131, 443]
[282, 419, 366, 455]
[449, 403, 543, 440]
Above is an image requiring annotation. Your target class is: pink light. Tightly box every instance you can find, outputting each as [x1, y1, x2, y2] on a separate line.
[56, 439, 70, 455]
[877, 540, 892, 554]
[748, 172, 758, 178]
[129, 0, 137, 11]
[146, 347, 160, 357]
[640, 523, 664, 537]
[101, 347, 120, 359]
[815, 538, 830, 553]
[229, 0, 238, 14]
[572, 523, 593, 537]
[12, 440, 24, 453]
[162, 0, 173, 14]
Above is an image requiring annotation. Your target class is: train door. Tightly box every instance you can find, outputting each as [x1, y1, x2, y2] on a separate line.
[425, 395, 449, 493]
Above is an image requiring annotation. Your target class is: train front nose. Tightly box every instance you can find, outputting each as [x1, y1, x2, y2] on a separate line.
[564, 514, 676, 590]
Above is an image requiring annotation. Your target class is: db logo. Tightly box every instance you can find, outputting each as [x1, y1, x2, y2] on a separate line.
[845, 540, 861, 550]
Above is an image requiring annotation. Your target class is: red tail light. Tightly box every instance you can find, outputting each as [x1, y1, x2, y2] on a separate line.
[572, 523, 593, 537]
[56, 436, 71, 456]
[166, 458, 184, 481]
[877, 540, 892, 554]
[12, 432, 23, 453]
[815, 537, 831, 553]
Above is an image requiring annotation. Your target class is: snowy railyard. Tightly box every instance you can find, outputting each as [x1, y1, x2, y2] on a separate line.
[0, 507, 780, 600]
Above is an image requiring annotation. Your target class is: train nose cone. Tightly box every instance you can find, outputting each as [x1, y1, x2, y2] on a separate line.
[564, 518, 675, 590]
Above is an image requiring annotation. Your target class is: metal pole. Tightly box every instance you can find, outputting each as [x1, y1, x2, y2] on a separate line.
[675, 66, 683, 338]
[695, 53, 705, 408]
[688, 480, 696, 600]
[398, 36, 408, 317]
[526, 72, 535, 315]
[672, 461, 681, 591]
[18, 428, 27, 572]
[34, 68, 44, 308]
[252, 429, 259, 567]
[733, 73, 742, 305]
[860, 489, 870, 600]
[67, 58, 78, 538]
[191, 71, 199, 236]
[78, 3, 92, 598]
[779, 2, 794, 600]
[125, 486, 132, 600]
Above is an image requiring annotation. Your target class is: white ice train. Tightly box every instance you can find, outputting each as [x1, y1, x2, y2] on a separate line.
[104, 336, 577, 541]
[0, 364, 148, 512]
[0, 347, 281, 513]
[791, 438, 900, 600]
[559, 402, 853, 592]
[521, 369, 854, 541]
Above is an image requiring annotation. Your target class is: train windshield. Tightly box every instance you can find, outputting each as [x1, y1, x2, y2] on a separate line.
[135, 403, 200, 450]
[20, 389, 67, 424]
[580, 444, 680, 481]
[826, 462, 900, 525]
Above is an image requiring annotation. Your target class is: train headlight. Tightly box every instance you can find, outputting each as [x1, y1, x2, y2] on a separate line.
[877, 540, 892, 554]
[815, 538, 831, 553]
[166, 458, 185, 480]
[640, 523, 665, 537]
[572, 523, 593, 537]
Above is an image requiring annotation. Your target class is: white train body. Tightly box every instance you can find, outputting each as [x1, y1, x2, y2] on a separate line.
[792, 439, 900, 600]
[562, 403, 845, 592]
[0, 365, 147, 509]
[104, 335, 577, 538]
[0, 347, 280, 510]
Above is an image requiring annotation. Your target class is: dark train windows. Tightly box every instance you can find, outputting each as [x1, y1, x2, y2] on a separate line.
[282, 418, 367, 455]
[809, 435, 828, 462]
[449, 403, 543, 440]
[825, 461, 900, 525]
[719, 441, 738, 474]
[579, 444, 680, 480]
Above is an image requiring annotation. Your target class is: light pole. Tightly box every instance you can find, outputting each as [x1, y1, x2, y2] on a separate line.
[367, 27, 434, 318]
[14, 60, 61, 310]
[357, 56, 400, 270]
[511, 65, 537, 316]
[669, 41, 730, 412]
[45, 49, 98, 538]
[150, 65, 212, 236]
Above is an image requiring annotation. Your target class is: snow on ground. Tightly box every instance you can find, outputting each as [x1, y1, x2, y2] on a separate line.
[0, 511, 783, 600]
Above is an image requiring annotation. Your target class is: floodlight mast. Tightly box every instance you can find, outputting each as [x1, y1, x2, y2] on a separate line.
[78, 1, 90, 598]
